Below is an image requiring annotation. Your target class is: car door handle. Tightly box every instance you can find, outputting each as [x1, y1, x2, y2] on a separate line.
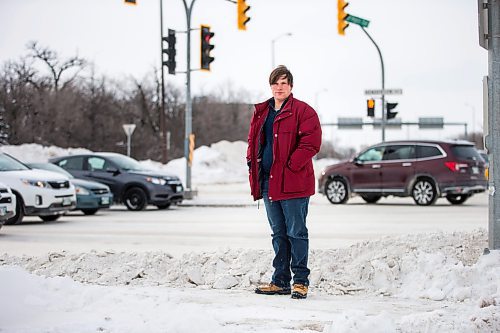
[402, 163, 412, 167]
[372, 164, 381, 169]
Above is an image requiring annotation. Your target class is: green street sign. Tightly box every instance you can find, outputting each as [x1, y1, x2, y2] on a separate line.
[345, 15, 370, 28]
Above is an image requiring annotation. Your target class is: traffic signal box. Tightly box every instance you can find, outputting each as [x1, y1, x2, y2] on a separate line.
[162, 29, 176, 75]
[200, 25, 215, 71]
[237, 0, 251, 31]
[367, 99, 375, 117]
[337, 0, 349, 35]
[386, 102, 398, 119]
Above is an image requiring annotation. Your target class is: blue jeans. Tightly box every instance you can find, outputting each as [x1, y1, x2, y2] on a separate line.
[262, 178, 310, 287]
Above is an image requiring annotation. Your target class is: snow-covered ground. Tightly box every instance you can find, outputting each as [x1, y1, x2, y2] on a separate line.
[0, 142, 499, 332]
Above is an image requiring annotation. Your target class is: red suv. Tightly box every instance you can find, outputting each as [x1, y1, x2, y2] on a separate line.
[318, 140, 487, 206]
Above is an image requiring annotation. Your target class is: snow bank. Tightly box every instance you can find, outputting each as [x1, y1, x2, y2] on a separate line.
[142, 141, 249, 185]
[0, 143, 92, 163]
[1, 230, 497, 304]
[1, 230, 498, 332]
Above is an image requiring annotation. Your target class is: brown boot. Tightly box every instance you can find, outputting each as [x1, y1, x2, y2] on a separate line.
[255, 282, 291, 295]
[291, 284, 308, 299]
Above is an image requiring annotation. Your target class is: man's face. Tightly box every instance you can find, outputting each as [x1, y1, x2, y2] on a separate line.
[271, 75, 292, 103]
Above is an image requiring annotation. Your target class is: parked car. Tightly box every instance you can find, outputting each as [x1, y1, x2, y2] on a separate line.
[27, 163, 113, 215]
[0, 153, 76, 224]
[318, 140, 487, 206]
[50, 153, 184, 211]
[0, 182, 16, 229]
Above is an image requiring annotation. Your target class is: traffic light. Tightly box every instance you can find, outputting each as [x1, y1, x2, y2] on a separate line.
[162, 29, 176, 75]
[237, 0, 251, 31]
[386, 102, 398, 119]
[200, 25, 215, 71]
[337, 0, 349, 35]
[367, 99, 375, 117]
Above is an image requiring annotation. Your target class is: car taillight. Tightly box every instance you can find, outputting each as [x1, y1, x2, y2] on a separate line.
[445, 161, 468, 172]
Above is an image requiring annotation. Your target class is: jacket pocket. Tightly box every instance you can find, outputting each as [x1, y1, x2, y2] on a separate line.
[282, 165, 306, 193]
[276, 131, 292, 162]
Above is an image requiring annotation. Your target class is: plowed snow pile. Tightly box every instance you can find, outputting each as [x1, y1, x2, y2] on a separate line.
[1, 230, 497, 301]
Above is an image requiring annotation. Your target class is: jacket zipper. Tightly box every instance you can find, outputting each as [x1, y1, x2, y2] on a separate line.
[255, 109, 268, 198]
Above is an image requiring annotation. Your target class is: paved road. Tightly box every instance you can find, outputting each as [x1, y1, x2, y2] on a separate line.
[0, 184, 488, 257]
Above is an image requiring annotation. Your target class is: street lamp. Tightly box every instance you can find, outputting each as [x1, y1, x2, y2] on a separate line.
[314, 88, 328, 111]
[271, 32, 292, 69]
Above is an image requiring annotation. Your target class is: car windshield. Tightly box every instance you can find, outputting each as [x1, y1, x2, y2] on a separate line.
[451, 145, 482, 161]
[28, 163, 74, 179]
[0, 154, 29, 171]
[104, 154, 147, 171]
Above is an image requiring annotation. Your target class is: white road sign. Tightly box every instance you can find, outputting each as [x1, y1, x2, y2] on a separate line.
[122, 124, 136, 136]
[364, 89, 403, 95]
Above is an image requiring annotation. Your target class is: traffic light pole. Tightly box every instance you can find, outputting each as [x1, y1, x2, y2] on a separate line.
[159, 0, 168, 163]
[182, 0, 196, 198]
[360, 27, 386, 142]
[485, 0, 500, 250]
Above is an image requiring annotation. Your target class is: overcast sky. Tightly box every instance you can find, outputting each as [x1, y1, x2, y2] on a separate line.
[0, 0, 487, 149]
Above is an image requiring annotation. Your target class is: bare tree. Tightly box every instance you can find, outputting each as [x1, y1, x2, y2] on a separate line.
[27, 41, 86, 92]
[0, 45, 255, 162]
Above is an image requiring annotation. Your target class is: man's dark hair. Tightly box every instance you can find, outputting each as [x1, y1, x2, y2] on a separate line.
[269, 65, 293, 87]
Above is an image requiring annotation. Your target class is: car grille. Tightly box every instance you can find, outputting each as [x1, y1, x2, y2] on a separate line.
[49, 181, 70, 189]
[91, 188, 109, 195]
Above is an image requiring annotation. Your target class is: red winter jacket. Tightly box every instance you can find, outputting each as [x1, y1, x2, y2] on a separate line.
[247, 94, 322, 201]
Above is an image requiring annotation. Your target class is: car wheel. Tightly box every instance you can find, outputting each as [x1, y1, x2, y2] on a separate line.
[40, 215, 60, 222]
[325, 178, 349, 204]
[360, 194, 382, 204]
[156, 203, 171, 210]
[81, 208, 99, 215]
[124, 187, 147, 211]
[446, 194, 470, 205]
[4, 193, 24, 225]
[412, 179, 438, 206]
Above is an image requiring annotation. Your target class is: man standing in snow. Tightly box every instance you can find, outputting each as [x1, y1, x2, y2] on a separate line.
[246, 66, 322, 299]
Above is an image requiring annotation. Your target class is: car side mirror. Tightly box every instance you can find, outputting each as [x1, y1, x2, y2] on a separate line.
[353, 157, 363, 165]
[106, 167, 120, 175]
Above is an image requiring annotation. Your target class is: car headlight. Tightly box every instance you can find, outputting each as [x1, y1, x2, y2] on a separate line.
[146, 177, 166, 185]
[22, 179, 49, 188]
[75, 185, 90, 195]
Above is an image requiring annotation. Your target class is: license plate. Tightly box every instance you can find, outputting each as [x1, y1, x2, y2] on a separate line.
[101, 197, 110, 205]
[472, 167, 479, 174]
[62, 197, 72, 206]
[176, 185, 183, 192]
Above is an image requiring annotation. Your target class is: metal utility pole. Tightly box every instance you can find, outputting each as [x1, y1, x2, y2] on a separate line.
[182, 0, 196, 198]
[481, 0, 500, 250]
[360, 27, 386, 142]
[159, 0, 168, 163]
[338, 9, 388, 142]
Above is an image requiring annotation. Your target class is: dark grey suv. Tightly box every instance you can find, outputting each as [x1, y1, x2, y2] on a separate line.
[318, 140, 487, 206]
[50, 153, 183, 211]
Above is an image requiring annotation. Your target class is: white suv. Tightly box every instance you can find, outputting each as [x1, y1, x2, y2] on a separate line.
[0, 182, 16, 229]
[0, 153, 76, 224]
